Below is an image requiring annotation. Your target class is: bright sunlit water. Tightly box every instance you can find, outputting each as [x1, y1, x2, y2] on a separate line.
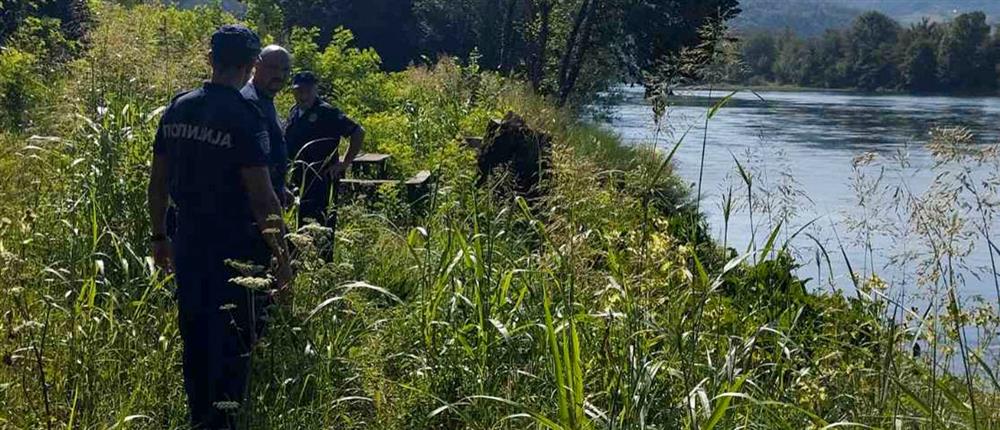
[602, 86, 1000, 309]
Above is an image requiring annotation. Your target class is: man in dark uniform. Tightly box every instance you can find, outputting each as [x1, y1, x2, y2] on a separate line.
[285, 71, 365, 227]
[241, 44, 293, 206]
[147, 25, 292, 429]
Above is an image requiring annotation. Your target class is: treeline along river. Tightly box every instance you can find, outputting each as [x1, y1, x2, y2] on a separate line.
[604, 86, 1000, 306]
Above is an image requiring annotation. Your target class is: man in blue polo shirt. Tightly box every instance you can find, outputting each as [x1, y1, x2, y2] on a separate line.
[147, 25, 292, 429]
[241, 44, 293, 206]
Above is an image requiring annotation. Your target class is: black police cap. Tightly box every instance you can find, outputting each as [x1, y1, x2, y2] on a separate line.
[211, 25, 261, 66]
[291, 71, 318, 88]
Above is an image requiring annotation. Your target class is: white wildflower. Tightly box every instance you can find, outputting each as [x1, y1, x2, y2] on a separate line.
[213, 401, 240, 411]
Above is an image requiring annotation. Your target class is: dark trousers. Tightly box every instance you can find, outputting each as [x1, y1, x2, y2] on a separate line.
[298, 177, 337, 228]
[173, 228, 270, 429]
[177, 294, 268, 429]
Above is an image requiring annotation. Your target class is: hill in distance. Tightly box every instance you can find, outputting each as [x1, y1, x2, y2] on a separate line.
[165, 0, 1000, 39]
[838, 0, 1000, 23]
[167, 0, 244, 13]
[735, 0, 1000, 36]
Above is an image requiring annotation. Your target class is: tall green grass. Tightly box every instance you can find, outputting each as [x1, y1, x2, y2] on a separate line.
[0, 3, 998, 429]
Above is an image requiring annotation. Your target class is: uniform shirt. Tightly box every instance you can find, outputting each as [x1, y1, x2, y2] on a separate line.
[285, 98, 360, 166]
[240, 82, 288, 195]
[153, 82, 269, 245]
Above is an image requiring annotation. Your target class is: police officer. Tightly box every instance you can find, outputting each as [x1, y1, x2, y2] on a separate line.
[241, 44, 293, 206]
[147, 25, 292, 429]
[285, 71, 365, 227]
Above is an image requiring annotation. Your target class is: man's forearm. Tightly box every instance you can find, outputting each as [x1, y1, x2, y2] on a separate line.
[242, 166, 292, 287]
[148, 155, 170, 237]
[343, 127, 364, 164]
[148, 187, 168, 237]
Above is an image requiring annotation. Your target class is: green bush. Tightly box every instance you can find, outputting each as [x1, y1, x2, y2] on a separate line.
[0, 48, 40, 130]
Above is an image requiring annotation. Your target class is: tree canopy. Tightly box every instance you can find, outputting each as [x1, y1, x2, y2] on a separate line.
[735, 10, 1000, 93]
[244, 0, 740, 104]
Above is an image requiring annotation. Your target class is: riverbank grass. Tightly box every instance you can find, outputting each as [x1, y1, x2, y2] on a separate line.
[0, 3, 998, 429]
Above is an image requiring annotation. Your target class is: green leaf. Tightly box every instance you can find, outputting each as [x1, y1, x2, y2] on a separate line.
[723, 252, 753, 275]
[732, 153, 752, 187]
[781, 217, 820, 252]
[693, 253, 709, 288]
[760, 220, 783, 260]
[704, 375, 748, 430]
[708, 90, 738, 119]
[649, 122, 695, 187]
[543, 287, 570, 424]
[893, 376, 936, 420]
[972, 350, 1000, 392]
[305, 296, 345, 323]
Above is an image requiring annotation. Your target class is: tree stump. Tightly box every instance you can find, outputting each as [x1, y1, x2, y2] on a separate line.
[476, 111, 552, 198]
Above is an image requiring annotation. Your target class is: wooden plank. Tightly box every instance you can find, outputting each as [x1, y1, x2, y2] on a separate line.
[339, 178, 398, 186]
[405, 170, 432, 186]
[352, 153, 391, 163]
[340, 171, 431, 187]
[349, 153, 391, 179]
[335, 170, 434, 211]
[463, 136, 484, 149]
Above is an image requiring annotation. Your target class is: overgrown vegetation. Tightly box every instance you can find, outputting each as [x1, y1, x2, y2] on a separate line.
[244, 0, 739, 105]
[1, 2, 999, 429]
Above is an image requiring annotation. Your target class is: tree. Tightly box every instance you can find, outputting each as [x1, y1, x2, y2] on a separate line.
[625, 0, 741, 83]
[523, 0, 553, 92]
[409, 0, 739, 103]
[844, 11, 900, 91]
[244, 0, 285, 42]
[282, 0, 418, 71]
[555, 0, 601, 104]
[937, 12, 995, 91]
[255, 0, 740, 101]
[900, 20, 940, 91]
[412, 0, 486, 68]
[732, 9, 1000, 94]
[741, 31, 777, 81]
[1, 0, 89, 45]
[772, 31, 808, 85]
[811, 29, 850, 88]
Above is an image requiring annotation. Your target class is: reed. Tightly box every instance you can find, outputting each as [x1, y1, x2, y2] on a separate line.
[0, 3, 998, 429]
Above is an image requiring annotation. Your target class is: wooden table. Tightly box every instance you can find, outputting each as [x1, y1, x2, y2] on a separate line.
[349, 153, 391, 179]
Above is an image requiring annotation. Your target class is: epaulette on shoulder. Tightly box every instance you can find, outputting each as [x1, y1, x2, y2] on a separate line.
[318, 102, 345, 116]
[240, 97, 266, 118]
[157, 89, 193, 117]
[169, 89, 193, 105]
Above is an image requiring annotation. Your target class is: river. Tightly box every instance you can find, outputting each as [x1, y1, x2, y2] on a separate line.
[602, 86, 1000, 305]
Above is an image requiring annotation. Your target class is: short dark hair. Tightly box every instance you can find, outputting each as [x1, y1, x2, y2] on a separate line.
[210, 25, 261, 69]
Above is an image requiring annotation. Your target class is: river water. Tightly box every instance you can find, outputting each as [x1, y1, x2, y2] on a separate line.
[602, 86, 1000, 305]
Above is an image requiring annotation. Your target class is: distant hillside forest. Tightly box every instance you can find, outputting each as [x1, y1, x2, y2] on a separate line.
[733, 11, 1000, 93]
[734, 0, 1000, 37]
[732, 0, 859, 37]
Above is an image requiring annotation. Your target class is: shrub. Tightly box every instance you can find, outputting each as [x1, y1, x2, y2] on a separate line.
[0, 48, 40, 130]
